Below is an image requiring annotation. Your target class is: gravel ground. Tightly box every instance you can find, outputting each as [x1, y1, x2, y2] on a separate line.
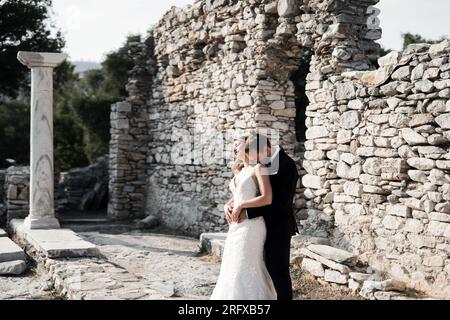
[0, 267, 59, 300]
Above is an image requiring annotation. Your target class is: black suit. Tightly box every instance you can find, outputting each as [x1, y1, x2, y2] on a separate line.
[246, 147, 299, 300]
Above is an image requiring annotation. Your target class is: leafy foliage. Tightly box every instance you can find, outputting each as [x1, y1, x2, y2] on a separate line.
[0, 0, 65, 98]
[401, 32, 447, 49]
[0, 100, 30, 166]
[0, 0, 139, 170]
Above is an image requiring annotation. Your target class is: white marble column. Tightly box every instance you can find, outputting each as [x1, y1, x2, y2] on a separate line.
[17, 52, 67, 229]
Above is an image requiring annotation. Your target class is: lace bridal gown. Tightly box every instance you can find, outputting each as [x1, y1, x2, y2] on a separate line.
[211, 166, 277, 300]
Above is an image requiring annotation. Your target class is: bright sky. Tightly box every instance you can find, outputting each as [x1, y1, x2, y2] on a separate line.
[51, 0, 450, 62]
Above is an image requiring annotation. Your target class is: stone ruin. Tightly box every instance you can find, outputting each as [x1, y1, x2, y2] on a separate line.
[107, 0, 450, 298]
[0, 156, 108, 224]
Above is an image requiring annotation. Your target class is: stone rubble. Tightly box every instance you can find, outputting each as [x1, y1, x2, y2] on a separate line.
[0, 236, 27, 276]
[292, 243, 420, 300]
[0, 156, 109, 226]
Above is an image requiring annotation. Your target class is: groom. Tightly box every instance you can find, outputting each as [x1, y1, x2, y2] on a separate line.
[226, 133, 299, 300]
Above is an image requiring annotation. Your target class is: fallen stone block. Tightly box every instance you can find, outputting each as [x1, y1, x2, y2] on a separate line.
[10, 219, 99, 258]
[0, 260, 27, 276]
[199, 232, 226, 259]
[301, 258, 325, 277]
[0, 237, 26, 263]
[299, 248, 351, 274]
[324, 269, 348, 284]
[360, 279, 407, 298]
[136, 215, 160, 229]
[306, 244, 356, 264]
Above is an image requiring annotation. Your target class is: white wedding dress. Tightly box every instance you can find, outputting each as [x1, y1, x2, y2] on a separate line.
[211, 165, 277, 300]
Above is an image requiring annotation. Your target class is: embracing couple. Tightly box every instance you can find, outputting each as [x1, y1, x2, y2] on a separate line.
[211, 133, 299, 300]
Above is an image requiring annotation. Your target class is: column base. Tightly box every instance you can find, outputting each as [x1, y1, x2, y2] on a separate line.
[23, 216, 60, 230]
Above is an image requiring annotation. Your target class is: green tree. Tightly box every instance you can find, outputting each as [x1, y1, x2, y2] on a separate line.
[0, 0, 65, 98]
[53, 62, 89, 171]
[402, 32, 447, 49]
[68, 34, 140, 162]
[101, 34, 141, 97]
[0, 100, 30, 165]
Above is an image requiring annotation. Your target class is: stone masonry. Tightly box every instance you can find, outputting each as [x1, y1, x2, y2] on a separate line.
[0, 170, 6, 222]
[108, 0, 449, 298]
[0, 157, 109, 226]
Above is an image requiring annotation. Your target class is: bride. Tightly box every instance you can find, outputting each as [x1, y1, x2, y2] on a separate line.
[210, 136, 277, 300]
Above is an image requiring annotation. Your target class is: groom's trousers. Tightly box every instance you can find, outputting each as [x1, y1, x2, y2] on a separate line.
[264, 224, 293, 301]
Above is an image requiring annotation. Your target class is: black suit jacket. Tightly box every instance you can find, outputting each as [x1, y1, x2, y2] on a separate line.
[247, 147, 299, 236]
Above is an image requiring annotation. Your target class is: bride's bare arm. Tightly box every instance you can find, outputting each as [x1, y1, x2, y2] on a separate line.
[232, 164, 272, 220]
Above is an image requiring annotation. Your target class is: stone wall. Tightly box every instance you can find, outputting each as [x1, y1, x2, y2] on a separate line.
[60, 155, 109, 212]
[108, 0, 380, 235]
[301, 42, 450, 298]
[0, 157, 109, 223]
[4, 166, 30, 223]
[0, 170, 6, 224]
[108, 39, 155, 220]
[108, 0, 449, 298]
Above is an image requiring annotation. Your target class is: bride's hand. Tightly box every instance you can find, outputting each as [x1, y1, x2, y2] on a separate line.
[231, 205, 242, 223]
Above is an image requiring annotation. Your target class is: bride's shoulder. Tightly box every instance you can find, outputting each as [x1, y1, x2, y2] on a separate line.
[254, 163, 270, 176]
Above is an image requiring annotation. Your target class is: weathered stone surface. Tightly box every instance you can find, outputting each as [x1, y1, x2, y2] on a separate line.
[415, 80, 434, 92]
[307, 245, 356, 264]
[10, 220, 98, 258]
[299, 248, 351, 274]
[340, 111, 360, 129]
[387, 204, 411, 218]
[391, 66, 412, 81]
[435, 114, 450, 129]
[0, 260, 27, 276]
[306, 126, 329, 140]
[324, 269, 348, 284]
[401, 129, 427, 145]
[409, 114, 434, 127]
[343, 181, 363, 197]
[336, 162, 361, 179]
[378, 51, 401, 67]
[335, 82, 356, 100]
[301, 258, 325, 277]
[0, 237, 26, 263]
[407, 158, 435, 170]
[408, 170, 428, 182]
[427, 221, 450, 237]
[436, 160, 450, 170]
[200, 233, 226, 259]
[277, 0, 299, 17]
[302, 174, 323, 190]
[238, 95, 253, 107]
[382, 215, 404, 230]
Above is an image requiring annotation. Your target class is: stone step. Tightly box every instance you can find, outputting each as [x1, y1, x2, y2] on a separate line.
[199, 233, 226, 259]
[10, 219, 99, 258]
[0, 229, 7, 237]
[0, 237, 26, 263]
[0, 260, 27, 275]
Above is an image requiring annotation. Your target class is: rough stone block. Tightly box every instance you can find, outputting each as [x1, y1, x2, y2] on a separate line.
[301, 258, 325, 277]
[0, 237, 26, 263]
[10, 219, 99, 258]
[307, 244, 356, 264]
[0, 260, 27, 276]
[324, 269, 348, 284]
